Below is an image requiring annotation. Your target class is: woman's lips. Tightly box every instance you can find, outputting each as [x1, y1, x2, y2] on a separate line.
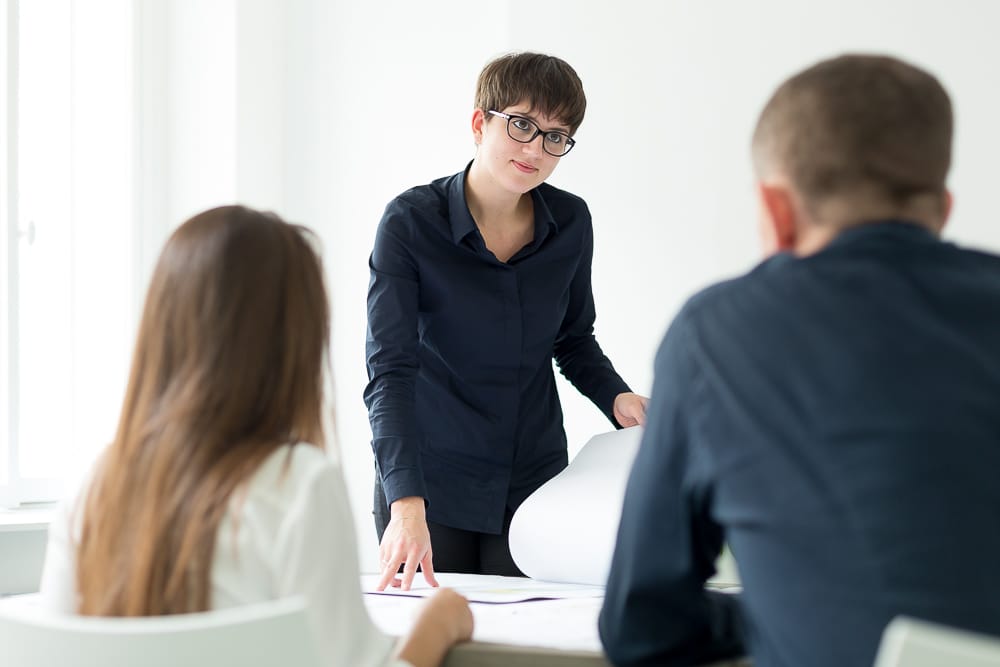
[512, 160, 537, 173]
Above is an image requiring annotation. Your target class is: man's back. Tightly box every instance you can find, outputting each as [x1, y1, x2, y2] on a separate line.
[688, 221, 1000, 665]
[601, 221, 1000, 667]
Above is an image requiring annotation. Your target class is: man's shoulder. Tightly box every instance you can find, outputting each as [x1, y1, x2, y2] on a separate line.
[943, 240, 1000, 270]
[682, 255, 792, 320]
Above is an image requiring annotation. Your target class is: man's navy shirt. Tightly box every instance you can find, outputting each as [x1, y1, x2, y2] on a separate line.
[600, 222, 1000, 667]
[365, 166, 629, 534]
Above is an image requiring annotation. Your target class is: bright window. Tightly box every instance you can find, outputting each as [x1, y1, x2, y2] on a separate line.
[2, 0, 134, 507]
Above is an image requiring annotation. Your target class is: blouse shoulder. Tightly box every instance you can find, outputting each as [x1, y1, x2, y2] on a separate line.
[536, 181, 588, 212]
[241, 444, 339, 512]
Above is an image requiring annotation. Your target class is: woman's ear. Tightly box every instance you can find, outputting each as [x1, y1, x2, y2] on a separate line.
[471, 109, 486, 145]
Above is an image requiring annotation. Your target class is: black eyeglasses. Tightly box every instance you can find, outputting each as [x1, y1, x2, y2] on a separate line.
[487, 110, 576, 157]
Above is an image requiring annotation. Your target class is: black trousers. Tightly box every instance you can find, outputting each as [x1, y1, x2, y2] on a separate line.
[373, 474, 525, 577]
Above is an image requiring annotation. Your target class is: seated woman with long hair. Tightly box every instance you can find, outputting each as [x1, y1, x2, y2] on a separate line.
[40, 205, 472, 667]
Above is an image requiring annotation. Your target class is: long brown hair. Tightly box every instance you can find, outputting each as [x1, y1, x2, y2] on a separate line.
[75, 205, 330, 616]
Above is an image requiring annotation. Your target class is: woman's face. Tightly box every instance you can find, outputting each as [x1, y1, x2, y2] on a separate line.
[473, 102, 569, 195]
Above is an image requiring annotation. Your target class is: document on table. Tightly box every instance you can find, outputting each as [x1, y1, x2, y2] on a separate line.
[361, 573, 603, 603]
[363, 589, 606, 652]
[508, 426, 643, 586]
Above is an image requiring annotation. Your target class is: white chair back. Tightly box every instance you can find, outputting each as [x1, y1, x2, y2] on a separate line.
[874, 616, 1000, 667]
[0, 596, 321, 667]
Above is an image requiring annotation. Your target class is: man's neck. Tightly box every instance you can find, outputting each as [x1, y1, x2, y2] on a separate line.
[794, 205, 945, 257]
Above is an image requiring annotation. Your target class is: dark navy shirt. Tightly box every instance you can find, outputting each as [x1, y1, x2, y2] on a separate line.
[365, 166, 630, 534]
[600, 222, 1000, 667]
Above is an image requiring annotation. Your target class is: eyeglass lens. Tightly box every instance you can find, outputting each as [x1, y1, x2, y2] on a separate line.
[506, 116, 572, 156]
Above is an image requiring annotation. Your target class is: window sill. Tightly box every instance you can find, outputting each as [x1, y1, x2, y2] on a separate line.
[0, 507, 52, 594]
[0, 504, 56, 532]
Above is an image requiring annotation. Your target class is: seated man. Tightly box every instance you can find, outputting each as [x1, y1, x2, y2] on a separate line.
[599, 53, 1000, 667]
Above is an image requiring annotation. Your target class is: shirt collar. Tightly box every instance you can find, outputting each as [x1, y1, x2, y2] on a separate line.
[447, 163, 478, 245]
[825, 219, 940, 251]
[446, 161, 559, 247]
[758, 220, 940, 272]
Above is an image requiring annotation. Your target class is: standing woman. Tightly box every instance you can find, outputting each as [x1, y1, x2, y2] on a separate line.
[41, 206, 472, 667]
[366, 52, 648, 589]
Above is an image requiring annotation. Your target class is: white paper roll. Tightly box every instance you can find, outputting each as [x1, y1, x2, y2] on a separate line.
[508, 426, 643, 585]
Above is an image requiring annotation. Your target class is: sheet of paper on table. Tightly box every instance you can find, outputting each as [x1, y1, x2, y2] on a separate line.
[362, 581, 605, 652]
[361, 572, 604, 604]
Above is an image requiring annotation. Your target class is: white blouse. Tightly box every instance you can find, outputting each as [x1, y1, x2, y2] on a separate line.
[40, 444, 409, 667]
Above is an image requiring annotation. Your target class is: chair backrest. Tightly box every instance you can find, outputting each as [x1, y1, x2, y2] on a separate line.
[0, 596, 321, 667]
[874, 616, 1000, 667]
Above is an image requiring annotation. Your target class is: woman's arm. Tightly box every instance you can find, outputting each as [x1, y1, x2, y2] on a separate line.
[274, 457, 469, 667]
[552, 208, 637, 425]
[395, 588, 474, 667]
[364, 203, 436, 590]
[364, 209, 426, 505]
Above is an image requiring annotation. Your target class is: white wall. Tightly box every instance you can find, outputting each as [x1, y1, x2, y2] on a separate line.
[141, 0, 1000, 573]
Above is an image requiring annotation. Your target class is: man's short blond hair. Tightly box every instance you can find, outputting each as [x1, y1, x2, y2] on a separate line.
[752, 54, 953, 216]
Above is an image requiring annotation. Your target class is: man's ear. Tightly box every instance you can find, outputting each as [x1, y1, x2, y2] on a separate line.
[757, 181, 798, 254]
[938, 189, 953, 232]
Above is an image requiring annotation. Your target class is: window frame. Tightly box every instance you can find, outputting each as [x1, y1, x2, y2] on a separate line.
[1, 0, 21, 509]
[1, 0, 136, 508]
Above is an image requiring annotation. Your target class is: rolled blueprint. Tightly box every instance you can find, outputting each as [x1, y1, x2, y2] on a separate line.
[508, 426, 643, 585]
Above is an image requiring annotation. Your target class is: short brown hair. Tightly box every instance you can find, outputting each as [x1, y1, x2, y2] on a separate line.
[752, 54, 953, 214]
[475, 52, 587, 135]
